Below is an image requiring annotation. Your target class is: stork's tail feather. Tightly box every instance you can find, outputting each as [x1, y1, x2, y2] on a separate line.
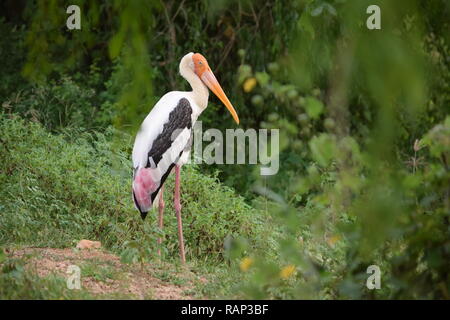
[132, 167, 158, 217]
[132, 190, 149, 220]
[140, 211, 148, 221]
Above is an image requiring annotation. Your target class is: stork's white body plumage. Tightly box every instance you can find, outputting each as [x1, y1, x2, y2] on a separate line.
[132, 92, 198, 174]
[131, 52, 239, 263]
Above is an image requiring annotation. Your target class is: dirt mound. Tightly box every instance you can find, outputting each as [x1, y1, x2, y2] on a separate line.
[11, 247, 196, 299]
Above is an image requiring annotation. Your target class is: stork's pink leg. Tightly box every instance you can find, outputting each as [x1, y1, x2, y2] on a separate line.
[174, 165, 186, 264]
[157, 185, 165, 256]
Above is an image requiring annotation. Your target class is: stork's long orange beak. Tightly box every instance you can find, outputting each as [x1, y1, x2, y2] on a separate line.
[200, 69, 240, 125]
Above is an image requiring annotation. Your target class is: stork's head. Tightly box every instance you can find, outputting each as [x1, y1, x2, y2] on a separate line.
[181, 52, 239, 124]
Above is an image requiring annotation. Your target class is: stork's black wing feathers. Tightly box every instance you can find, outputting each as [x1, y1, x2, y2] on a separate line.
[146, 97, 193, 168]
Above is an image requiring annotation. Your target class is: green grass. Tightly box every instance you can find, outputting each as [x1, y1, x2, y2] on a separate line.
[81, 261, 120, 283]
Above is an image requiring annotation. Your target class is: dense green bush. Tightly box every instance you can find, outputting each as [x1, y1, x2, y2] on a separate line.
[2, 76, 105, 131]
[0, 114, 270, 262]
[0, 18, 27, 101]
[221, 0, 450, 299]
[230, 117, 449, 299]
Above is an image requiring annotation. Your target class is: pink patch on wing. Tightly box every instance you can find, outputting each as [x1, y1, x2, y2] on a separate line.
[133, 168, 157, 211]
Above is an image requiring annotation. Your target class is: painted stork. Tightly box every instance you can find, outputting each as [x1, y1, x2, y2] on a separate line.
[131, 52, 239, 263]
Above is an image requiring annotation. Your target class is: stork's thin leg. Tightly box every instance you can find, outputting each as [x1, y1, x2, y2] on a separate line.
[157, 185, 165, 256]
[174, 165, 186, 264]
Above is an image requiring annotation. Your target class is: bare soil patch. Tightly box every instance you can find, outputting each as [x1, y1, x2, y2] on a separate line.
[11, 247, 197, 299]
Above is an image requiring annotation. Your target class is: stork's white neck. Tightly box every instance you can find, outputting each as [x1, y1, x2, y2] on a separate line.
[179, 53, 209, 110]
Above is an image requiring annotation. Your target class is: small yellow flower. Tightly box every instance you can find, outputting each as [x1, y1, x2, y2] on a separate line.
[243, 78, 257, 93]
[327, 235, 341, 247]
[239, 257, 254, 272]
[280, 265, 296, 279]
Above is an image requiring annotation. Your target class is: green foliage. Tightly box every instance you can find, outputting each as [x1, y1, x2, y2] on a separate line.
[0, 0, 449, 300]
[229, 117, 449, 299]
[217, 0, 449, 300]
